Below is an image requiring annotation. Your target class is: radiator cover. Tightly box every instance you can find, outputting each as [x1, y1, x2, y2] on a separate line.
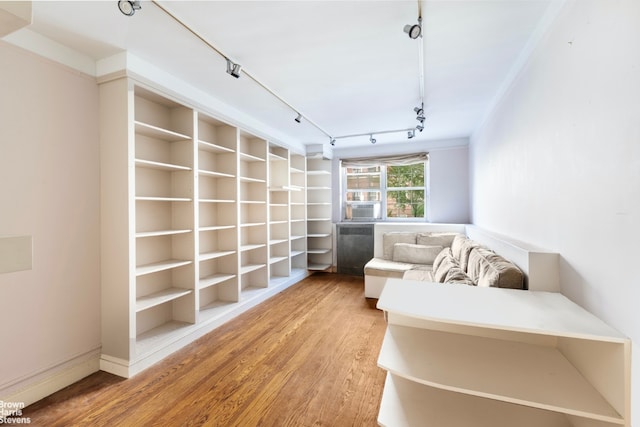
[336, 223, 374, 276]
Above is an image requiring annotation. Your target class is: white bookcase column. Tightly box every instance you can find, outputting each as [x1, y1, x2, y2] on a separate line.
[238, 131, 268, 299]
[268, 144, 291, 282]
[289, 153, 307, 272]
[306, 158, 333, 271]
[133, 86, 197, 358]
[196, 114, 239, 323]
[99, 77, 309, 377]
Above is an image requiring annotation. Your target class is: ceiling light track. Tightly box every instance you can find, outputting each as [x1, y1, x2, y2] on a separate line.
[123, 1, 426, 147]
[417, 7, 425, 111]
[331, 126, 422, 143]
[147, 0, 332, 139]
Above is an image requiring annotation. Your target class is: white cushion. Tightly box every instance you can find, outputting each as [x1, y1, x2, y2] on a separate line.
[392, 243, 443, 264]
[382, 232, 416, 260]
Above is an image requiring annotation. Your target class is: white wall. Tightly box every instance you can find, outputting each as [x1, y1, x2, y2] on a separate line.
[331, 138, 470, 223]
[428, 146, 469, 223]
[0, 42, 101, 400]
[470, 0, 640, 420]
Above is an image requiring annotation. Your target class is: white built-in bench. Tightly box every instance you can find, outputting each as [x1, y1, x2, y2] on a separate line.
[364, 223, 560, 298]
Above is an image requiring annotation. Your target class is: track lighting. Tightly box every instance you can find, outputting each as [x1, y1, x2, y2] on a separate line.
[118, 0, 141, 16]
[329, 138, 336, 146]
[294, 113, 302, 123]
[415, 103, 425, 124]
[416, 124, 424, 132]
[370, 135, 376, 144]
[226, 59, 241, 78]
[407, 130, 415, 139]
[403, 17, 422, 39]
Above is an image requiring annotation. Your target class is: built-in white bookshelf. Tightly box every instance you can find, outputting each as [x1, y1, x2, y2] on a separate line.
[269, 144, 291, 281]
[196, 114, 238, 323]
[290, 153, 307, 272]
[132, 86, 196, 360]
[238, 131, 268, 300]
[99, 78, 309, 377]
[376, 279, 631, 427]
[306, 158, 332, 271]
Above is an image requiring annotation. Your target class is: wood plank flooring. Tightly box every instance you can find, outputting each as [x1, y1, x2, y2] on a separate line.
[24, 273, 387, 426]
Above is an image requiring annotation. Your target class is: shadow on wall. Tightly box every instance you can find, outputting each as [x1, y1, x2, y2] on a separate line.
[558, 256, 597, 312]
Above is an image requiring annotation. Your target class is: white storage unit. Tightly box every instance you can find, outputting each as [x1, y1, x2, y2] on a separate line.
[197, 114, 239, 324]
[377, 279, 631, 427]
[306, 158, 333, 271]
[99, 77, 309, 377]
[268, 144, 292, 283]
[289, 153, 307, 272]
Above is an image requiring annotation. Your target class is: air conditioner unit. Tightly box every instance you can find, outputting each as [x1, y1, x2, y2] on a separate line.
[352, 204, 375, 220]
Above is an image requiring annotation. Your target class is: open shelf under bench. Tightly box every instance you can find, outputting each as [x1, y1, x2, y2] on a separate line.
[376, 279, 631, 427]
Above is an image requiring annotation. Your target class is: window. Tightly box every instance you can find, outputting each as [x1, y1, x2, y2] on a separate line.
[342, 153, 428, 221]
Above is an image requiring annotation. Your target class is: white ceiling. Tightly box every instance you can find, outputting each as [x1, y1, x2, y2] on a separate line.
[13, 0, 555, 148]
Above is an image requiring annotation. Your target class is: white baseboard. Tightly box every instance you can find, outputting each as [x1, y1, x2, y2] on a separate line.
[0, 348, 101, 407]
[101, 270, 310, 378]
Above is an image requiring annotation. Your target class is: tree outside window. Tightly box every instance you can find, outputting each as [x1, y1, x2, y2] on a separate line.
[386, 163, 425, 218]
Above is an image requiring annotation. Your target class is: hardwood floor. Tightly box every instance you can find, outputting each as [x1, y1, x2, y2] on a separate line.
[24, 273, 387, 426]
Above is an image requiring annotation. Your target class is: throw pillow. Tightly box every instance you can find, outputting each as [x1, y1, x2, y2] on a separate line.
[417, 232, 460, 248]
[432, 247, 452, 272]
[443, 266, 475, 285]
[433, 253, 460, 283]
[392, 243, 444, 264]
[467, 247, 524, 289]
[382, 232, 416, 260]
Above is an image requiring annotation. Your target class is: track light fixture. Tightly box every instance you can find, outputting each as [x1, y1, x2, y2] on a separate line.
[122, 1, 334, 140]
[123, 1, 426, 146]
[118, 0, 141, 16]
[414, 102, 425, 124]
[226, 59, 241, 78]
[403, 17, 422, 39]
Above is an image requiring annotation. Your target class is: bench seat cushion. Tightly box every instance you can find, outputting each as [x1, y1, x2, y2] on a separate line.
[364, 258, 425, 278]
[402, 268, 435, 282]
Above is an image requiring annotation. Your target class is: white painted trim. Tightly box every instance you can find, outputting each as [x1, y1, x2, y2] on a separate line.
[98, 355, 131, 379]
[4, 34, 307, 156]
[2, 28, 96, 76]
[96, 51, 307, 155]
[101, 270, 310, 378]
[0, 348, 101, 407]
[332, 137, 469, 159]
[472, 0, 568, 141]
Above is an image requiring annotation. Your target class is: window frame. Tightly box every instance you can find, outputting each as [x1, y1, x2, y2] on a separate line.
[341, 159, 428, 222]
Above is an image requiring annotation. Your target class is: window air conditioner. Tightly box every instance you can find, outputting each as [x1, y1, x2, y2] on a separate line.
[352, 204, 375, 220]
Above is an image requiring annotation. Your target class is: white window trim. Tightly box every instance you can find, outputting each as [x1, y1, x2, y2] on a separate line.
[341, 160, 428, 222]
